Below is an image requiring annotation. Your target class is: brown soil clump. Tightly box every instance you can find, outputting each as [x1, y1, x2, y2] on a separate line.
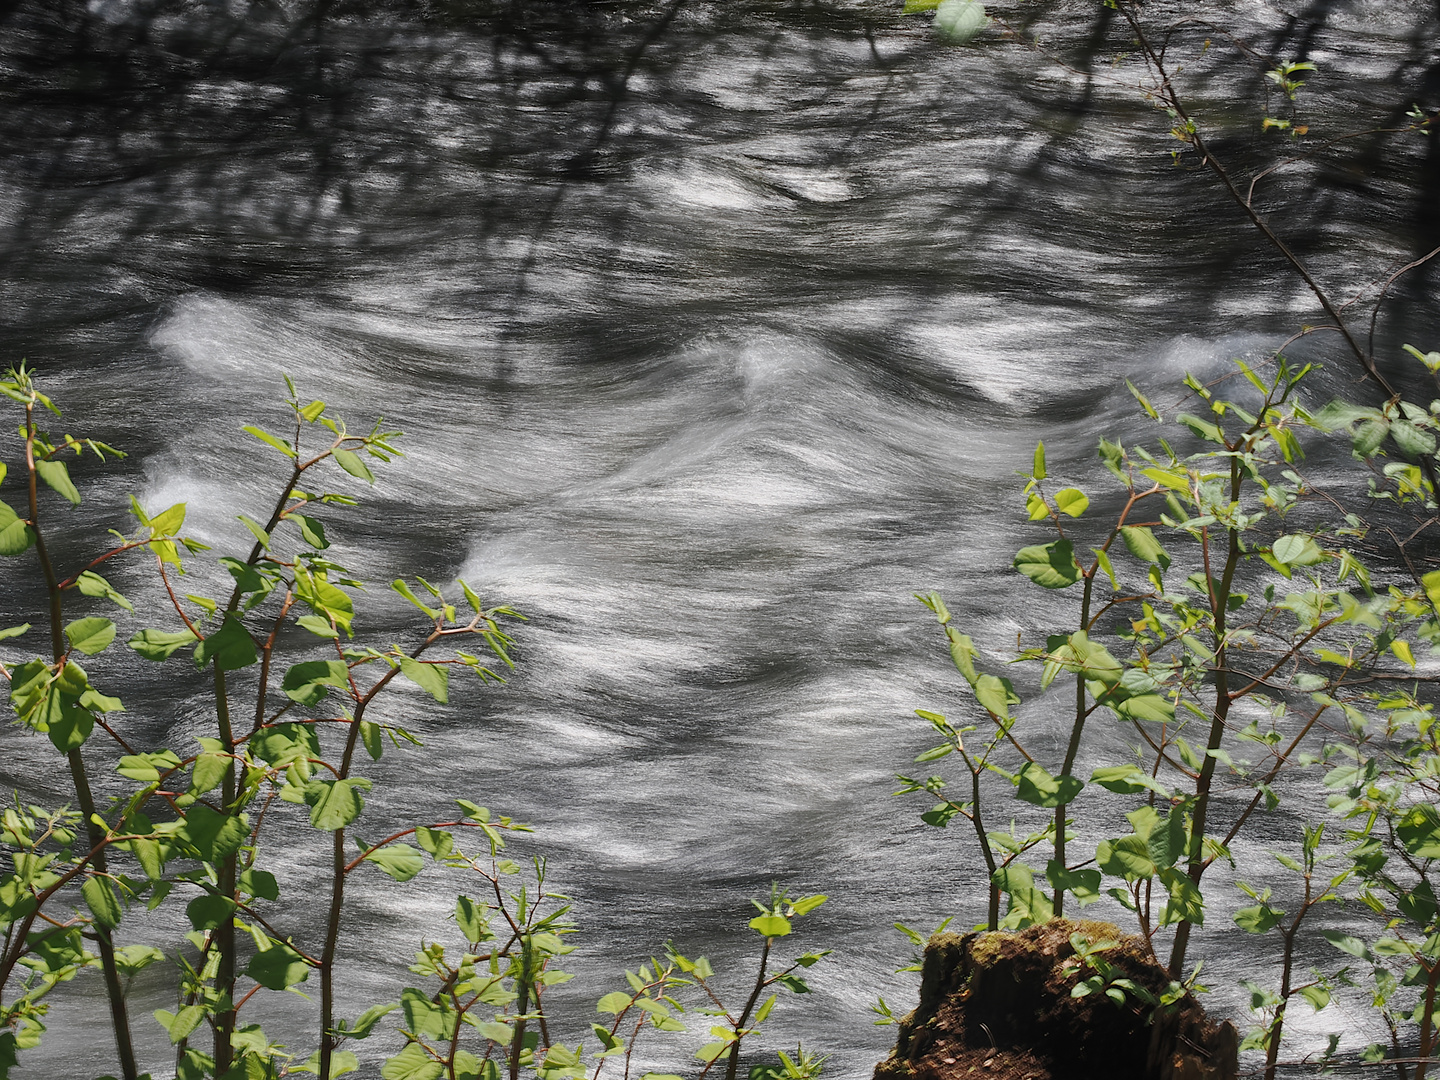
[874, 919, 1237, 1080]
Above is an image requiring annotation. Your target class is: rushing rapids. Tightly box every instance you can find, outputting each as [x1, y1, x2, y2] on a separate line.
[1, 1, 1438, 1076]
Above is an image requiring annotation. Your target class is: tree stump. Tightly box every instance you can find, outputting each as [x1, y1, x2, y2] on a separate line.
[874, 920, 1238, 1080]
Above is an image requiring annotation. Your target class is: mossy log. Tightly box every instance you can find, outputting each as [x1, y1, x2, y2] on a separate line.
[874, 919, 1238, 1080]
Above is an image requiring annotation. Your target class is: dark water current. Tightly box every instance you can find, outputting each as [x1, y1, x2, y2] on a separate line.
[3, 0, 1440, 1075]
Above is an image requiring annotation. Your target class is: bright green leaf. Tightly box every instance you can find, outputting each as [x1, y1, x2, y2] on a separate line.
[64, 617, 116, 656]
[193, 616, 257, 671]
[128, 627, 199, 661]
[242, 426, 297, 459]
[75, 571, 133, 612]
[1013, 539, 1081, 589]
[245, 942, 311, 990]
[361, 842, 424, 882]
[333, 448, 375, 485]
[81, 877, 123, 928]
[749, 915, 792, 938]
[398, 657, 448, 703]
[281, 660, 350, 707]
[35, 459, 80, 505]
[1054, 488, 1089, 517]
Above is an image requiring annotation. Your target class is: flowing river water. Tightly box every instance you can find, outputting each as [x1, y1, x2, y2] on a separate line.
[2, 0, 1440, 1076]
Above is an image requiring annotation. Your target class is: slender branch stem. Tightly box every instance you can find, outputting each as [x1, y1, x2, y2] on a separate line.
[23, 400, 138, 1080]
[722, 937, 773, 1080]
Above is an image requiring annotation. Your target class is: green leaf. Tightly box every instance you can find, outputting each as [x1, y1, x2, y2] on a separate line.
[281, 660, 351, 707]
[932, 0, 989, 44]
[75, 571, 134, 612]
[47, 701, 94, 751]
[974, 674, 1019, 720]
[1423, 570, 1440, 615]
[0, 500, 35, 556]
[149, 502, 187, 536]
[1353, 418, 1389, 457]
[1233, 903, 1284, 934]
[1120, 526, 1170, 569]
[360, 720, 384, 761]
[1013, 539, 1081, 589]
[1098, 438, 1125, 478]
[335, 1002, 397, 1040]
[81, 877, 123, 928]
[304, 778, 370, 831]
[1176, 413, 1225, 444]
[1067, 631, 1123, 686]
[749, 915, 792, 938]
[1141, 467, 1190, 493]
[193, 616, 257, 671]
[1090, 764, 1170, 797]
[113, 944, 165, 977]
[155, 1005, 206, 1045]
[1321, 930, 1374, 961]
[381, 1045, 442, 1080]
[9, 658, 54, 728]
[402, 987, 449, 1040]
[1045, 861, 1101, 907]
[1272, 534, 1324, 567]
[1032, 441, 1046, 480]
[1054, 488, 1089, 517]
[1096, 835, 1156, 881]
[1158, 867, 1205, 928]
[944, 627, 979, 684]
[117, 750, 183, 783]
[455, 896, 492, 944]
[0, 623, 30, 641]
[392, 579, 439, 618]
[242, 425, 297, 459]
[332, 448, 375, 484]
[416, 826, 453, 860]
[992, 863, 1053, 927]
[295, 1050, 360, 1077]
[128, 627, 199, 661]
[1397, 805, 1440, 858]
[292, 514, 329, 550]
[245, 942, 311, 990]
[190, 753, 228, 795]
[597, 992, 633, 1015]
[177, 803, 250, 862]
[1127, 379, 1160, 420]
[64, 617, 116, 656]
[1391, 419, 1437, 457]
[1114, 694, 1175, 724]
[217, 557, 264, 594]
[239, 869, 279, 901]
[237, 514, 272, 550]
[398, 656, 448, 703]
[186, 894, 237, 931]
[296, 615, 339, 638]
[35, 459, 80, 505]
[791, 894, 827, 915]
[1013, 762, 1084, 808]
[472, 1021, 517, 1045]
[361, 842, 424, 882]
[298, 572, 354, 634]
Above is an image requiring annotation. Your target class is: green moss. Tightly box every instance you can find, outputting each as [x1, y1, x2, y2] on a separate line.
[961, 931, 1003, 966]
